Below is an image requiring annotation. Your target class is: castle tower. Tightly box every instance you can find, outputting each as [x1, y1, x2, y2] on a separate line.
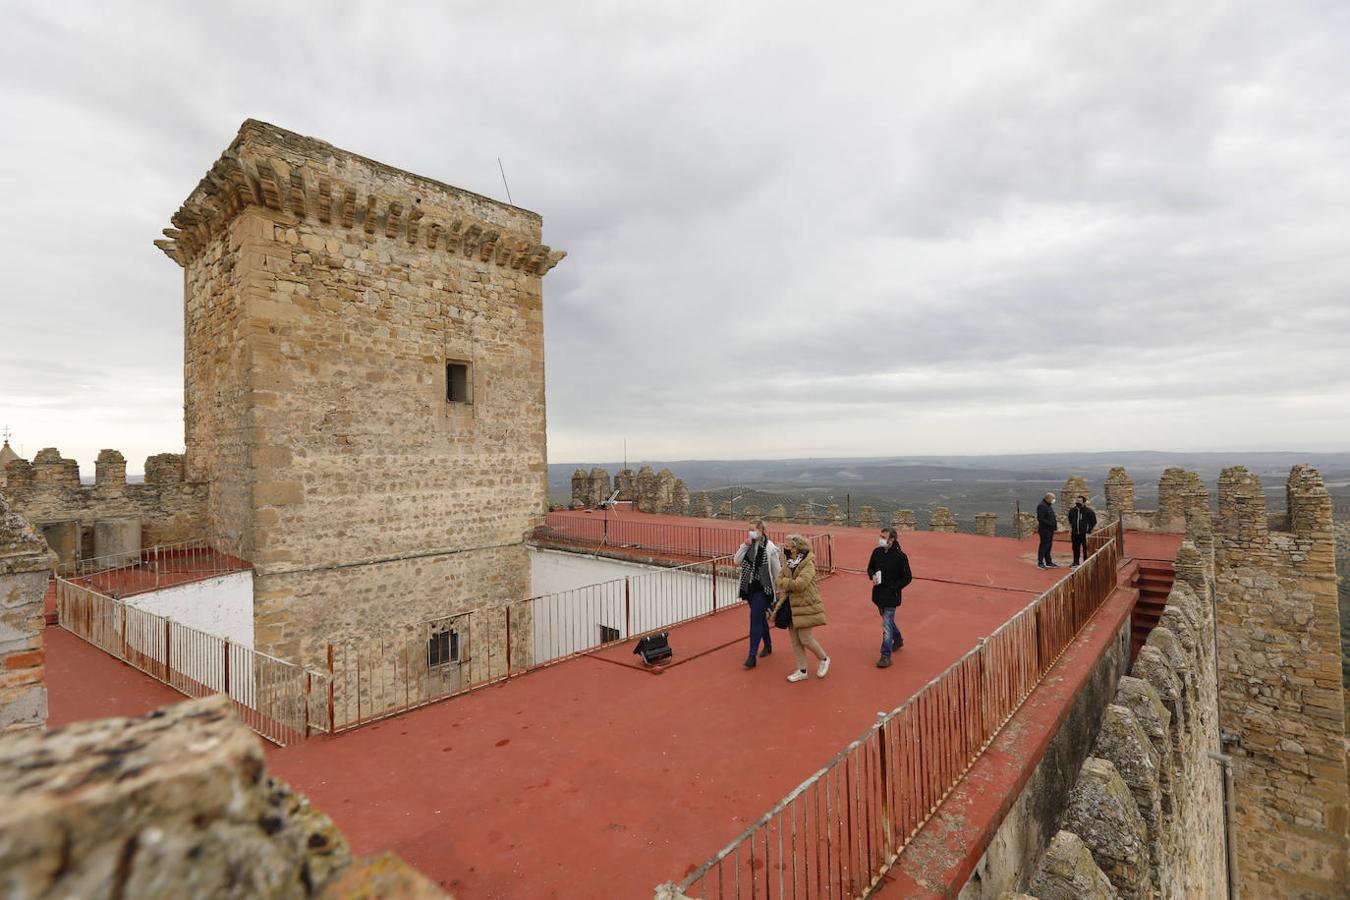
[156, 120, 565, 662]
[1214, 466, 1348, 894]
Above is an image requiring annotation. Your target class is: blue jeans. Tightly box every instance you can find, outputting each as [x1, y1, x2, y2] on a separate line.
[880, 606, 902, 658]
[747, 591, 773, 657]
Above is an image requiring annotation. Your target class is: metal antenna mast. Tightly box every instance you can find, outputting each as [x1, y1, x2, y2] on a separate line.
[497, 158, 514, 206]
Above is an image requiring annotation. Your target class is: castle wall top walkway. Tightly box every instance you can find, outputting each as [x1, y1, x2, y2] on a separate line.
[45, 511, 1180, 898]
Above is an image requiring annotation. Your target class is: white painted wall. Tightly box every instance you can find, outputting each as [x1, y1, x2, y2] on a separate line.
[528, 548, 739, 663]
[123, 571, 254, 649]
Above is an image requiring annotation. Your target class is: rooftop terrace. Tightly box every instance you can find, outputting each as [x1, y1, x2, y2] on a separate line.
[45, 510, 1182, 897]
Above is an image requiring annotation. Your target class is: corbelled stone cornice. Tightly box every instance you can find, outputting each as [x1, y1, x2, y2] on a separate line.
[156, 120, 566, 277]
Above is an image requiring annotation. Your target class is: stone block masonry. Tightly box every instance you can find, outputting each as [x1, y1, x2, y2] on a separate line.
[1214, 465, 1349, 897]
[0, 496, 54, 734]
[157, 120, 566, 664]
[0, 695, 448, 898]
[3, 449, 206, 566]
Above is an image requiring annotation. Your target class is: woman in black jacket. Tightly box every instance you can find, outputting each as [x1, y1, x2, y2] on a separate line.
[866, 528, 912, 668]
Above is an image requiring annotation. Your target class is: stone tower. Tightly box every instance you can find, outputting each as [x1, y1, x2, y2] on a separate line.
[155, 120, 565, 662]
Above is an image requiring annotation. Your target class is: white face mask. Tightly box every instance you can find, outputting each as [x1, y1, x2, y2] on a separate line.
[879, 538, 889, 547]
[748, 529, 758, 540]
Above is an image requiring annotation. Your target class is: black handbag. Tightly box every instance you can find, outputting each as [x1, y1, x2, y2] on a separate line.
[773, 598, 793, 630]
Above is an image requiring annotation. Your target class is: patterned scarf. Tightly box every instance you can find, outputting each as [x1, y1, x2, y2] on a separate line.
[739, 539, 767, 598]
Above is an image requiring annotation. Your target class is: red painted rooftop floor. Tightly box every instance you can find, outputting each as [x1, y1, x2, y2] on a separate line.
[44, 515, 1182, 898]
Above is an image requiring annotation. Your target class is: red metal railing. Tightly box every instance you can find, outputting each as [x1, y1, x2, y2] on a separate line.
[538, 513, 835, 574]
[55, 578, 324, 746]
[324, 556, 742, 731]
[667, 532, 1122, 898]
[60, 540, 251, 598]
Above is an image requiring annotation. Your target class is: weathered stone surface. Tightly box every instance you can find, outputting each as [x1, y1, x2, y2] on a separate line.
[858, 505, 878, 528]
[975, 512, 998, 537]
[826, 503, 843, 526]
[929, 506, 957, 533]
[1214, 465, 1349, 895]
[1060, 475, 1091, 527]
[614, 469, 636, 502]
[892, 509, 916, 531]
[672, 480, 690, 516]
[794, 503, 815, 525]
[1105, 466, 1134, 517]
[1061, 757, 1151, 897]
[0, 496, 53, 734]
[742, 503, 762, 519]
[1028, 830, 1117, 900]
[766, 504, 787, 522]
[691, 492, 712, 519]
[319, 852, 449, 899]
[0, 696, 352, 898]
[4, 447, 207, 561]
[152, 121, 561, 665]
[1015, 511, 1038, 540]
[1091, 704, 1163, 877]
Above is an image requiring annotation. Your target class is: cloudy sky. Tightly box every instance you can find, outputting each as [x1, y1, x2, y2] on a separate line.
[2, 1, 1348, 472]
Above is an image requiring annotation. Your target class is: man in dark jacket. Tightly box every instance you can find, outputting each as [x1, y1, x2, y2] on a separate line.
[866, 528, 913, 668]
[1067, 494, 1098, 566]
[1035, 492, 1058, 569]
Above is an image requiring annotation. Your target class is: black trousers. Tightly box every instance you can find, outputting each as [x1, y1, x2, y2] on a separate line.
[1071, 533, 1089, 565]
[1037, 529, 1055, 566]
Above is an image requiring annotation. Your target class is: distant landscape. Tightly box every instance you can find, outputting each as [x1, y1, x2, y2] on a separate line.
[550, 451, 1350, 689]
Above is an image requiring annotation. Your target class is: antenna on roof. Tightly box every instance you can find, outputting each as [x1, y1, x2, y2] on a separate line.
[497, 157, 514, 206]
[1, 424, 10, 442]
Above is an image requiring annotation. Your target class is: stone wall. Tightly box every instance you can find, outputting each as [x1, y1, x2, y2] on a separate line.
[1, 496, 53, 734]
[930, 506, 957, 533]
[158, 120, 564, 663]
[1213, 466, 1349, 897]
[0, 695, 445, 898]
[569, 465, 690, 514]
[1006, 536, 1227, 899]
[3, 449, 206, 566]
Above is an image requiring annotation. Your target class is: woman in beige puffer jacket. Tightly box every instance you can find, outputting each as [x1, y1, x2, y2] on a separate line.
[770, 535, 831, 682]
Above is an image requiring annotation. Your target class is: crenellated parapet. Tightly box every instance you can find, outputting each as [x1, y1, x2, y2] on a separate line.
[156, 120, 566, 277]
[975, 512, 998, 537]
[929, 507, 957, 533]
[1212, 465, 1348, 894]
[1, 448, 207, 566]
[892, 509, 917, 532]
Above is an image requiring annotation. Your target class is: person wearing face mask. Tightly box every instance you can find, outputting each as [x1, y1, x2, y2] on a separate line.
[770, 534, 830, 682]
[734, 519, 782, 668]
[1067, 494, 1097, 566]
[866, 528, 913, 668]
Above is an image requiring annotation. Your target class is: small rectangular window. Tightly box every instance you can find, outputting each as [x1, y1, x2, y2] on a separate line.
[446, 361, 470, 403]
[428, 628, 460, 667]
[599, 625, 620, 644]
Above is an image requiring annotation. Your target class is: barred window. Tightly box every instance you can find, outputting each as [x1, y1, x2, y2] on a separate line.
[427, 628, 460, 667]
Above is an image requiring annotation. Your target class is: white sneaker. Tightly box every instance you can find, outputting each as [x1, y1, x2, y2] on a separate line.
[787, 669, 808, 683]
[817, 657, 831, 679]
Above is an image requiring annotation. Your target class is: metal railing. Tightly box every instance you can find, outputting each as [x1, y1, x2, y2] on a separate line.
[56, 577, 324, 746]
[538, 513, 835, 574]
[669, 532, 1122, 898]
[1087, 516, 1125, 559]
[324, 555, 742, 731]
[60, 540, 250, 597]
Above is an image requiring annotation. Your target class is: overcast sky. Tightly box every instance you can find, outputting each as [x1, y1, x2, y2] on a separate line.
[2, 1, 1348, 472]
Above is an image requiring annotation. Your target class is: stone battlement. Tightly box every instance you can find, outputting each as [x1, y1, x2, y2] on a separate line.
[2, 448, 207, 565]
[156, 118, 566, 277]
